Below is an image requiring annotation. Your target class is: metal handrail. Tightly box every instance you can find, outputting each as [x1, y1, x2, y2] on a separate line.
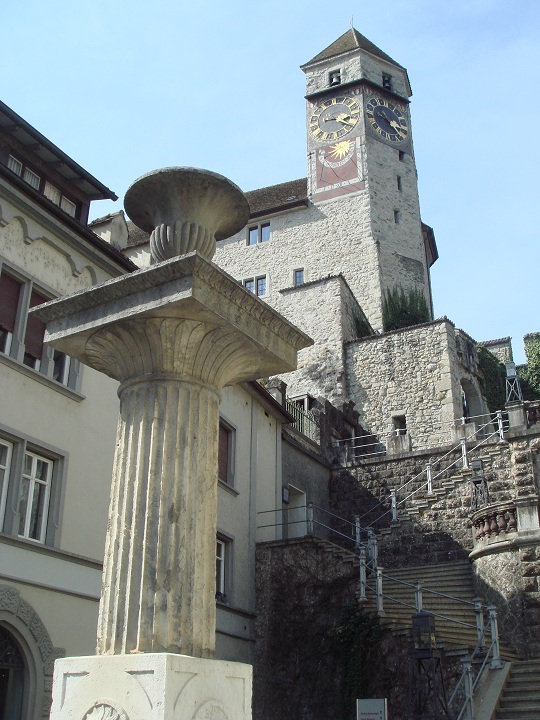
[380, 572, 484, 609]
[368, 415, 507, 526]
[356, 410, 508, 524]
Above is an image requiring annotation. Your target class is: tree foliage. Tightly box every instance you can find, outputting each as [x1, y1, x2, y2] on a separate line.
[335, 606, 387, 718]
[519, 333, 540, 400]
[382, 285, 430, 332]
[477, 347, 506, 413]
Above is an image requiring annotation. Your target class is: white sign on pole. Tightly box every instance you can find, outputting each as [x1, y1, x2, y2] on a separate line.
[356, 698, 387, 720]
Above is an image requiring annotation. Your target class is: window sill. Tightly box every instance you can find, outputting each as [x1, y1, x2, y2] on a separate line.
[0, 531, 102, 569]
[0, 352, 85, 402]
[218, 479, 239, 496]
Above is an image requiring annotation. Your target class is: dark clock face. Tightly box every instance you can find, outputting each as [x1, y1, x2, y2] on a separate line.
[366, 96, 409, 143]
[309, 95, 361, 142]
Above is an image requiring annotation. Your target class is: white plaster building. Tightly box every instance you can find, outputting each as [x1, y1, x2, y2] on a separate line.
[0, 100, 293, 717]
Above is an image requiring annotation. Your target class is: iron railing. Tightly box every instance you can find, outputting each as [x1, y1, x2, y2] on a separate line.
[333, 410, 509, 464]
[257, 500, 506, 720]
[285, 399, 318, 442]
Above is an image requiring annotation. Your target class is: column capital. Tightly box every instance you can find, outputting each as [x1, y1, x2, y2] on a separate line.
[33, 253, 312, 388]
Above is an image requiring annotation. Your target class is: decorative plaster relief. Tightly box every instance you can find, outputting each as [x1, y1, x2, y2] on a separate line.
[193, 700, 230, 720]
[0, 200, 98, 283]
[83, 702, 129, 720]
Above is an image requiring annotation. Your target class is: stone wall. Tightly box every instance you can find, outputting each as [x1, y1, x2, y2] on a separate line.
[345, 319, 488, 448]
[327, 430, 540, 656]
[254, 538, 463, 720]
[261, 275, 369, 403]
[302, 48, 410, 101]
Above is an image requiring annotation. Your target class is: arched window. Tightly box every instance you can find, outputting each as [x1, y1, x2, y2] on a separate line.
[0, 626, 25, 720]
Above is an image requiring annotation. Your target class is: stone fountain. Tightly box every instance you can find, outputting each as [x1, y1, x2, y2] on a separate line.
[34, 167, 311, 720]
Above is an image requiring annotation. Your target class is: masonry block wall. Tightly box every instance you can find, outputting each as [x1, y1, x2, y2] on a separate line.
[214, 195, 385, 329]
[268, 276, 367, 402]
[345, 319, 488, 448]
[254, 538, 462, 720]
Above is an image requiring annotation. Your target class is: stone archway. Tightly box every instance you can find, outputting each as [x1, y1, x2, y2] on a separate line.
[0, 585, 64, 719]
[460, 378, 485, 421]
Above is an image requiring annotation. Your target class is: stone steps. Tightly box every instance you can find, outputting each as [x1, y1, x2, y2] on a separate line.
[494, 660, 540, 720]
[386, 444, 505, 520]
[361, 561, 519, 660]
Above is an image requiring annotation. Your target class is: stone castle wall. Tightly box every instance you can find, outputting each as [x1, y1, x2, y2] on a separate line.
[345, 319, 489, 448]
[213, 192, 386, 328]
[302, 43, 410, 104]
[271, 275, 368, 402]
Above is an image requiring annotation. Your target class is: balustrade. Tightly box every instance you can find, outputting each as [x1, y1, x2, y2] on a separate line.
[471, 503, 517, 543]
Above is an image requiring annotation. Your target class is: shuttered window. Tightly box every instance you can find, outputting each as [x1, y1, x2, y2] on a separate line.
[23, 290, 47, 366]
[0, 273, 22, 336]
[0, 266, 76, 387]
[218, 423, 230, 484]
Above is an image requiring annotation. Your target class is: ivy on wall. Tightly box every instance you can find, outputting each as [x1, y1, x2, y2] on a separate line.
[335, 606, 388, 716]
[519, 332, 540, 400]
[382, 286, 430, 332]
[477, 347, 507, 413]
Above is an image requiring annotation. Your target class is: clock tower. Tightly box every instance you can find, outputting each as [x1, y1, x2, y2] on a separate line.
[301, 29, 436, 331]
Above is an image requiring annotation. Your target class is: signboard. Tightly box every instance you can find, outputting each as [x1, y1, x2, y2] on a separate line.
[357, 698, 387, 720]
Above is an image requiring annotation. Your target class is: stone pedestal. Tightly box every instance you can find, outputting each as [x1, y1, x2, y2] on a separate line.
[50, 653, 252, 720]
[33, 168, 311, 719]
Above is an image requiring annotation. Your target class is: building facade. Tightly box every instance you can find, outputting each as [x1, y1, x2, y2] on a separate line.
[0, 101, 292, 717]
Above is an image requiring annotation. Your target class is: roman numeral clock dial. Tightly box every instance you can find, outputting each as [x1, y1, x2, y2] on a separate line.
[309, 96, 361, 141]
[366, 96, 409, 144]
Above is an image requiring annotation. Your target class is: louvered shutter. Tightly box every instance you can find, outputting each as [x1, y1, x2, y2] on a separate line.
[24, 290, 47, 361]
[0, 273, 22, 333]
[218, 424, 229, 483]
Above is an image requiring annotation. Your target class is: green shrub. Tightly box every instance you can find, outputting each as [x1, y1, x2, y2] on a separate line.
[382, 285, 430, 332]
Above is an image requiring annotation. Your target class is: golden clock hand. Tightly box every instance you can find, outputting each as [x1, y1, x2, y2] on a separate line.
[389, 119, 407, 135]
[335, 113, 354, 126]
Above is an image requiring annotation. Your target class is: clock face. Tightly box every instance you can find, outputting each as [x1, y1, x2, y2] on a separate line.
[309, 95, 361, 142]
[366, 96, 409, 143]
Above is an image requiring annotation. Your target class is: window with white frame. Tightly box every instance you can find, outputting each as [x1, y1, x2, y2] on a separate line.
[216, 537, 228, 602]
[243, 275, 267, 297]
[43, 181, 77, 218]
[0, 439, 13, 532]
[7, 154, 78, 218]
[247, 222, 270, 246]
[17, 450, 53, 543]
[0, 435, 60, 546]
[8, 154, 41, 191]
[0, 263, 79, 390]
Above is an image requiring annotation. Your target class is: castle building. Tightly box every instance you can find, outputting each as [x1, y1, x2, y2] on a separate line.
[117, 29, 488, 451]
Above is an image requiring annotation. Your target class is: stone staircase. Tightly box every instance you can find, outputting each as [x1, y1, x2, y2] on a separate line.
[392, 443, 505, 518]
[494, 660, 540, 720]
[361, 561, 519, 660]
[402, 445, 505, 519]
[314, 539, 519, 660]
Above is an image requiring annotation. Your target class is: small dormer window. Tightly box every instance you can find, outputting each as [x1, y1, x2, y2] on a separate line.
[7, 155, 22, 176]
[329, 69, 341, 86]
[382, 74, 392, 91]
[23, 168, 41, 191]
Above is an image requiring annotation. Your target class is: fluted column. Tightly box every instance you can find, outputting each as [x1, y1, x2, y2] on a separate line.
[98, 375, 220, 657]
[91, 317, 259, 657]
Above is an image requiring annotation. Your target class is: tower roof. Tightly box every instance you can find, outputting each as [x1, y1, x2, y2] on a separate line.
[302, 28, 404, 70]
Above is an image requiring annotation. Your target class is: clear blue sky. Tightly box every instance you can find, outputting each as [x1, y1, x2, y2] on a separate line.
[3, 0, 539, 362]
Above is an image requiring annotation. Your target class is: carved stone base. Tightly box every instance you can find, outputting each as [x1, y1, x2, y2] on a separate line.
[50, 653, 252, 720]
